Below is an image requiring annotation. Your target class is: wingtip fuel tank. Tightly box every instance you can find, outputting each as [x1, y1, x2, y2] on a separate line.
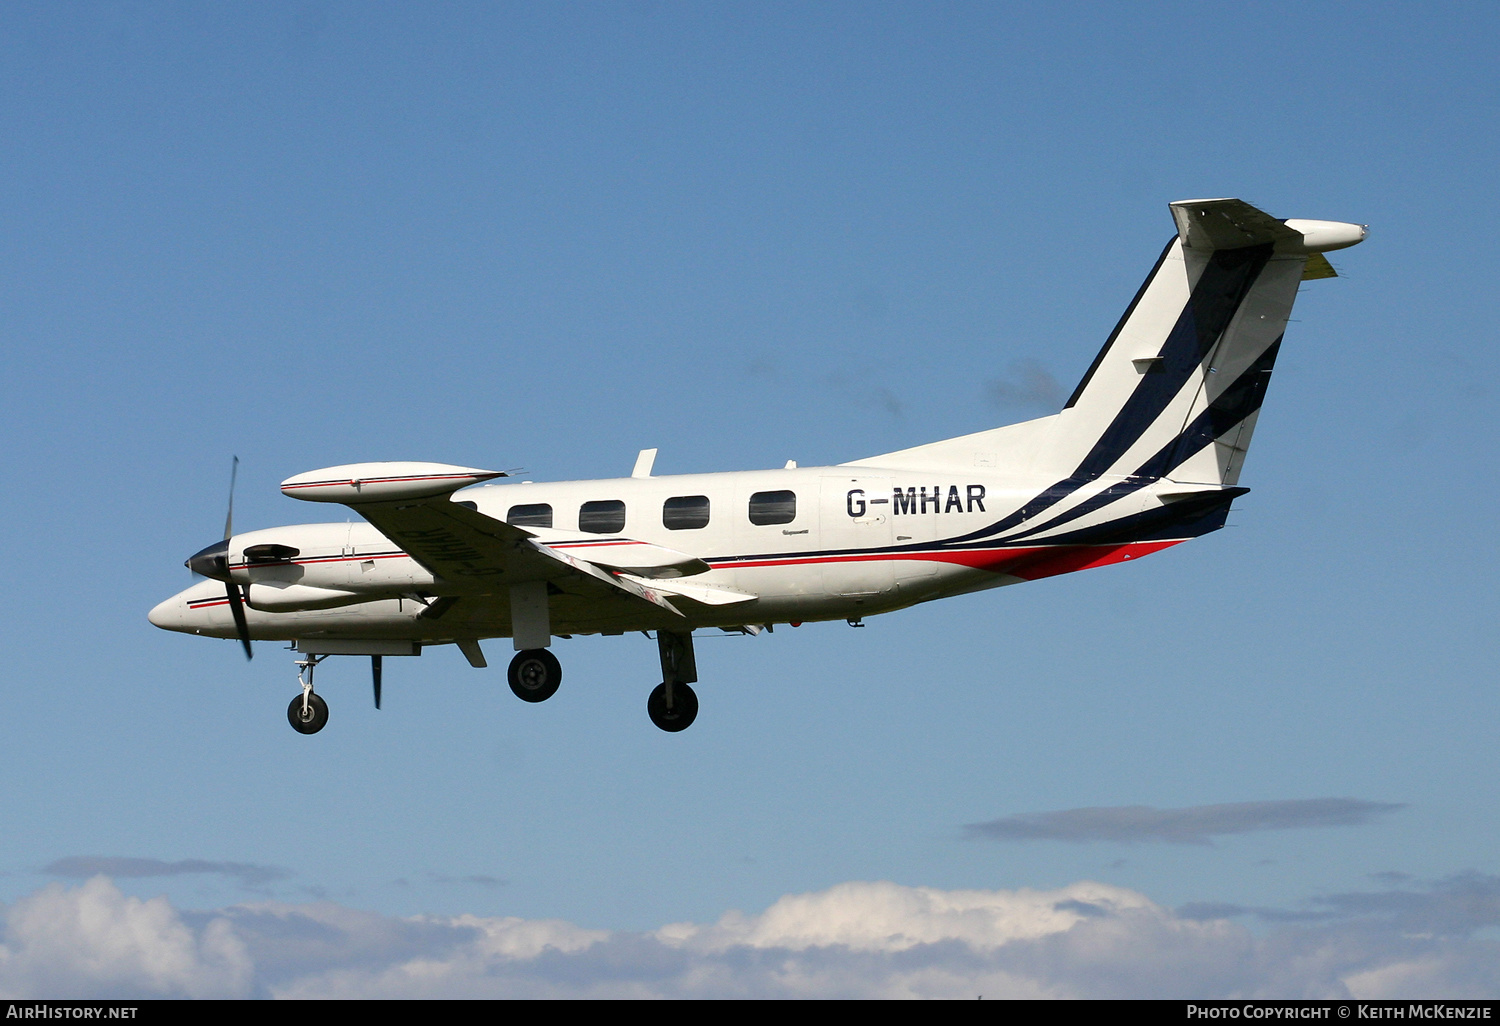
[280, 462, 505, 503]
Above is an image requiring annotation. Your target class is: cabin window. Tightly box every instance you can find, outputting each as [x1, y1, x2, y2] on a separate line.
[663, 495, 710, 530]
[579, 499, 627, 534]
[748, 490, 797, 526]
[506, 503, 553, 528]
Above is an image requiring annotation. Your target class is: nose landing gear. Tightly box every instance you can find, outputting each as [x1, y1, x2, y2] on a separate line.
[287, 654, 329, 734]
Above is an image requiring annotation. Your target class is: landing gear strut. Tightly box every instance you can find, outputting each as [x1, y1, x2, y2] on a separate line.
[288, 654, 329, 734]
[648, 630, 698, 732]
[508, 649, 562, 703]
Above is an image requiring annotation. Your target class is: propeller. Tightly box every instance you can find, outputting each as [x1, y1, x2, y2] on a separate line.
[221, 457, 252, 660]
[372, 656, 382, 709]
[223, 454, 238, 539]
[225, 585, 253, 661]
[185, 457, 253, 660]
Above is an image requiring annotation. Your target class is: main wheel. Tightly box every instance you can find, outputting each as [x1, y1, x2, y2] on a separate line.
[508, 649, 562, 703]
[287, 692, 329, 734]
[647, 682, 698, 732]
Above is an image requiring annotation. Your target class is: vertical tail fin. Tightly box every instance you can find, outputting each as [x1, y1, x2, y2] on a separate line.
[988, 199, 1364, 544]
[847, 198, 1364, 544]
[1054, 198, 1337, 488]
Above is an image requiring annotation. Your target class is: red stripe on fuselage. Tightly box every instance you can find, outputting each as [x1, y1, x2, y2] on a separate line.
[713, 539, 1185, 578]
[998, 539, 1183, 580]
[199, 540, 1186, 614]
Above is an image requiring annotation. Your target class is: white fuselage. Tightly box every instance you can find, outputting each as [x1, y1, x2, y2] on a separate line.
[149, 462, 1142, 645]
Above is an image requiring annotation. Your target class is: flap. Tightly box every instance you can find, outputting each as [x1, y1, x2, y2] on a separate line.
[620, 576, 758, 606]
[528, 531, 711, 579]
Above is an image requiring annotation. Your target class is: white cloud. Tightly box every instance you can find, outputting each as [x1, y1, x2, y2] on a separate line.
[1, 875, 1497, 999]
[659, 880, 1155, 953]
[0, 877, 251, 999]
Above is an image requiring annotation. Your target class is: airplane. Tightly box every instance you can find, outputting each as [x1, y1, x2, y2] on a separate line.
[149, 198, 1366, 735]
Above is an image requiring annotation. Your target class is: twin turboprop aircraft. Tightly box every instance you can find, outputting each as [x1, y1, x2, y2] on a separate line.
[149, 198, 1365, 735]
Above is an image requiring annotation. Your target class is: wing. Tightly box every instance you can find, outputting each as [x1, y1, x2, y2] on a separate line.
[280, 462, 686, 622]
[361, 498, 688, 620]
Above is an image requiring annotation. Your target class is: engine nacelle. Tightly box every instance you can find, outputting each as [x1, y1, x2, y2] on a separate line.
[246, 583, 368, 612]
[226, 522, 436, 599]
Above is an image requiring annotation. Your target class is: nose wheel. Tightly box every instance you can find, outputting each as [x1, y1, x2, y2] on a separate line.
[288, 692, 329, 734]
[287, 654, 329, 734]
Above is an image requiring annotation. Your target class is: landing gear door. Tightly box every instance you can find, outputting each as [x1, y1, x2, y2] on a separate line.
[819, 476, 895, 597]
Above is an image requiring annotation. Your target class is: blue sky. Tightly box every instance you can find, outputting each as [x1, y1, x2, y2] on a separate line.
[2, 1, 1498, 997]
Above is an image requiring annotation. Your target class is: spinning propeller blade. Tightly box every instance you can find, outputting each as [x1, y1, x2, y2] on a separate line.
[223, 455, 239, 541]
[214, 457, 252, 660]
[227, 583, 252, 660]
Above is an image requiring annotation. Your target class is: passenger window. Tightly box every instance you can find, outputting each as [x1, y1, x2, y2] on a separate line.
[506, 503, 553, 528]
[579, 499, 626, 534]
[663, 495, 710, 530]
[748, 490, 796, 526]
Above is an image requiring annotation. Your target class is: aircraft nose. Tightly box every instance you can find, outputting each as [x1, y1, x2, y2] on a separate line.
[148, 595, 188, 632]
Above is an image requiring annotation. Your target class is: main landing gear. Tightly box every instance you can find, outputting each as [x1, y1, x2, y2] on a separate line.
[507, 649, 562, 703]
[501, 631, 702, 732]
[288, 654, 329, 734]
[647, 681, 698, 732]
[648, 630, 698, 733]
